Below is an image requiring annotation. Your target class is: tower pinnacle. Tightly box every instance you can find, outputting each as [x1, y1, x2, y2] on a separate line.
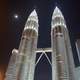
[24, 9, 38, 34]
[52, 6, 64, 19]
[51, 6, 66, 28]
[27, 9, 38, 23]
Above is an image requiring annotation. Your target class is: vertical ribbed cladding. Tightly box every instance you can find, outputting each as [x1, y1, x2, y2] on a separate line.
[18, 9, 38, 53]
[4, 49, 19, 80]
[52, 7, 76, 80]
[51, 7, 66, 30]
[16, 10, 39, 80]
[23, 9, 38, 38]
[51, 6, 70, 80]
[51, 6, 66, 49]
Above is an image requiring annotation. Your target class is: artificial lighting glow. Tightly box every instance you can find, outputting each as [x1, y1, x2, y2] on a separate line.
[14, 14, 18, 19]
[29, 9, 37, 17]
[52, 6, 64, 19]
[27, 9, 38, 23]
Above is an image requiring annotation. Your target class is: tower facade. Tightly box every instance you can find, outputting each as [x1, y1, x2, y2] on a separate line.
[5, 9, 39, 80]
[5, 7, 76, 80]
[51, 7, 76, 80]
[17, 10, 38, 80]
[4, 49, 19, 80]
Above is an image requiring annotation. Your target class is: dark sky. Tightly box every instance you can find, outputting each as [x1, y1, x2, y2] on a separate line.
[0, 0, 80, 79]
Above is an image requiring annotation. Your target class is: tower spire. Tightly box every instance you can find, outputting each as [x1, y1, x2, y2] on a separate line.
[51, 6, 66, 28]
[24, 9, 38, 33]
[27, 9, 38, 23]
[52, 6, 64, 19]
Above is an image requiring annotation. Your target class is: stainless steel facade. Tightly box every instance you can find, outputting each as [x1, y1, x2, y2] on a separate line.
[4, 49, 19, 80]
[5, 7, 76, 80]
[51, 7, 76, 80]
[5, 9, 38, 80]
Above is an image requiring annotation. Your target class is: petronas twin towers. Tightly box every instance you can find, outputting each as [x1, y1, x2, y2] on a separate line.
[5, 6, 76, 80]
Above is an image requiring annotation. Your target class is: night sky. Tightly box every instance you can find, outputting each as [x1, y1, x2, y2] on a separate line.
[0, 0, 80, 79]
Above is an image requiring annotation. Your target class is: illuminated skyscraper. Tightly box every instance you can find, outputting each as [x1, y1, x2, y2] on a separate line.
[51, 7, 76, 80]
[5, 7, 76, 80]
[17, 9, 38, 80]
[5, 9, 39, 80]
